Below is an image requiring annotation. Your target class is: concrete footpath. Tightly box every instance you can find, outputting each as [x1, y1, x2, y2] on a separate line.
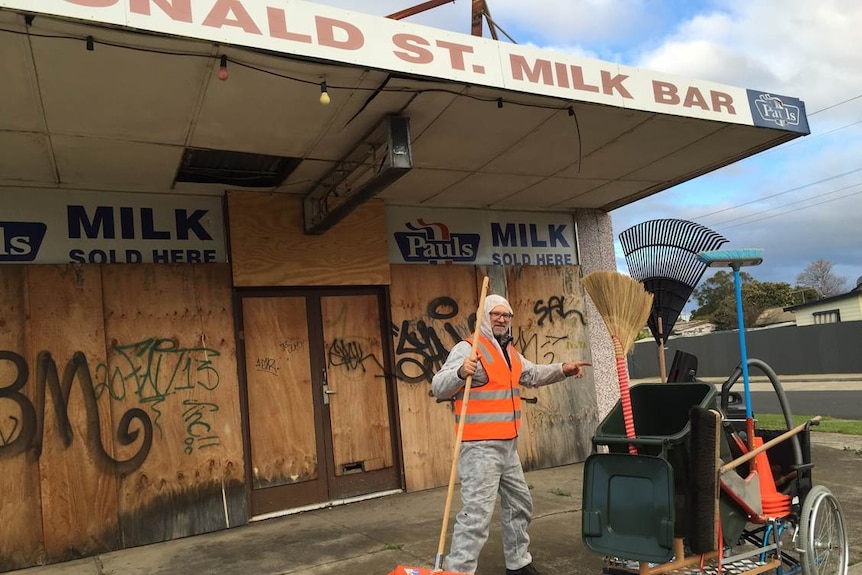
[12, 432, 862, 575]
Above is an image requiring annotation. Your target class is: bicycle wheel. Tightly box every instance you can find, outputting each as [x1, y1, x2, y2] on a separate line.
[799, 485, 848, 575]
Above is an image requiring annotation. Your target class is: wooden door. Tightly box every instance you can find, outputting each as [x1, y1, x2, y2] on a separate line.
[240, 288, 400, 516]
[320, 294, 398, 499]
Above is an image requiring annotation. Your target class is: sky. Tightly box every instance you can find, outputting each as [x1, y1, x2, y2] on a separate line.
[311, 0, 862, 296]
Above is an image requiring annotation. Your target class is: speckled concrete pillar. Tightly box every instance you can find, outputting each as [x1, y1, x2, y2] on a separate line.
[574, 209, 619, 421]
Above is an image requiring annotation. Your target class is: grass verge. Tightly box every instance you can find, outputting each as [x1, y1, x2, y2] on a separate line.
[755, 413, 862, 435]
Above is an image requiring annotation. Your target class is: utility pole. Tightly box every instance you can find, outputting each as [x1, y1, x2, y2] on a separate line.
[386, 0, 455, 21]
[387, 0, 513, 42]
[471, 0, 485, 36]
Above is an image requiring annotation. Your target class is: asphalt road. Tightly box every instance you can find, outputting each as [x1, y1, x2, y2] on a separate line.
[732, 390, 860, 420]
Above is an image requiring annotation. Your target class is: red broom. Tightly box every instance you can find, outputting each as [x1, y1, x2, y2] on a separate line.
[583, 271, 653, 455]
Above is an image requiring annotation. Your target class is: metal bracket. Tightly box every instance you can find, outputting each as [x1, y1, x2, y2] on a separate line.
[303, 115, 412, 235]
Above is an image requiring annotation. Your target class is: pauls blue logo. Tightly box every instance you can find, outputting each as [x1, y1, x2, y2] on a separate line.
[393, 219, 480, 264]
[0, 222, 47, 262]
[747, 91, 809, 134]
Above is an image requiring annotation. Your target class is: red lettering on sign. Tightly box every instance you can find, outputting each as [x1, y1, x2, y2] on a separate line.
[570, 65, 599, 93]
[654, 81, 737, 113]
[683, 87, 709, 110]
[203, 0, 262, 35]
[392, 33, 433, 64]
[555, 62, 570, 88]
[316, 16, 364, 50]
[129, 0, 192, 22]
[511, 55, 634, 98]
[266, 7, 312, 43]
[712, 91, 736, 114]
[510, 55, 553, 85]
[600, 70, 632, 98]
[435, 40, 472, 71]
[653, 80, 680, 105]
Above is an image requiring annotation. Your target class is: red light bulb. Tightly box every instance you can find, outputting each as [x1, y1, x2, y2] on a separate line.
[217, 55, 229, 81]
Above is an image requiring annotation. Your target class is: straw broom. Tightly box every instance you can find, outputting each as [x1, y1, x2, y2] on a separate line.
[583, 271, 653, 455]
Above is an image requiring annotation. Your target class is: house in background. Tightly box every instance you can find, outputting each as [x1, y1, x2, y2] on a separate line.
[671, 319, 716, 337]
[755, 306, 796, 328]
[784, 277, 862, 326]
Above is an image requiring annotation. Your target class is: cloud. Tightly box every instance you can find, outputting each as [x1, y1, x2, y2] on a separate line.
[612, 137, 862, 288]
[609, 0, 862, 290]
[307, 0, 472, 34]
[634, 0, 862, 118]
[480, 0, 649, 45]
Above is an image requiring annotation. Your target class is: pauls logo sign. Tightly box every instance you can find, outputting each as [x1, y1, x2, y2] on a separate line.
[393, 219, 480, 264]
[0, 222, 47, 262]
[748, 91, 809, 134]
[387, 207, 576, 266]
[754, 94, 800, 127]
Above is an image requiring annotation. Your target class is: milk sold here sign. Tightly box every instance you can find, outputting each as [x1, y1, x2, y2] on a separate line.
[387, 206, 576, 266]
[0, 0, 806, 129]
[0, 189, 225, 264]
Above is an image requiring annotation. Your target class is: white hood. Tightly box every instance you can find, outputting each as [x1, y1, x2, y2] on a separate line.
[479, 294, 513, 355]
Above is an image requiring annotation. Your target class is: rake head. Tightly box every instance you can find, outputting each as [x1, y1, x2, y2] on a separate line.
[619, 219, 727, 343]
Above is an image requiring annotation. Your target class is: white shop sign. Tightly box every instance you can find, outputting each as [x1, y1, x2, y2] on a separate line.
[0, 189, 226, 264]
[387, 206, 576, 266]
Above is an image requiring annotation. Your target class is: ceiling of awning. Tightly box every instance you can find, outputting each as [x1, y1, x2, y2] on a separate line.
[0, 9, 802, 213]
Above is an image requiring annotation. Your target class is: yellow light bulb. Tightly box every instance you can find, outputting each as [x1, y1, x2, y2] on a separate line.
[319, 91, 331, 106]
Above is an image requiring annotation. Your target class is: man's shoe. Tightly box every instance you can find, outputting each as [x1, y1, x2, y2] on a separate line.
[506, 563, 542, 575]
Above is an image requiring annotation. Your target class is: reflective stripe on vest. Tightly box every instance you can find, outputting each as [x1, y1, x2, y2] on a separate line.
[454, 335, 523, 441]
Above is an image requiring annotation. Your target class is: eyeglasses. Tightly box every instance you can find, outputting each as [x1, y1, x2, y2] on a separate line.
[489, 311, 514, 320]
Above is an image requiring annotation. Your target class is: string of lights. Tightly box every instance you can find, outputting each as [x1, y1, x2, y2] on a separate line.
[0, 24, 582, 114]
[0, 20, 584, 169]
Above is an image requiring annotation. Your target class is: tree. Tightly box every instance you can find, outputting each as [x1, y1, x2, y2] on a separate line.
[789, 286, 819, 305]
[743, 280, 796, 325]
[796, 259, 847, 298]
[690, 272, 796, 331]
[690, 270, 750, 330]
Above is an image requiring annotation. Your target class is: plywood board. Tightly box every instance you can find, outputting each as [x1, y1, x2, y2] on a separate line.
[242, 296, 317, 488]
[321, 295, 392, 475]
[227, 192, 390, 287]
[0, 266, 44, 571]
[191, 264, 247, 526]
[27, 265, 120, 562]
[101, 264, 240, 546]
[389, 265, 479, 491]
[505, 266, 598, 469]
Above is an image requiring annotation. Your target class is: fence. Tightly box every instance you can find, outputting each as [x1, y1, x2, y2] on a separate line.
[628, 322, 862, 379]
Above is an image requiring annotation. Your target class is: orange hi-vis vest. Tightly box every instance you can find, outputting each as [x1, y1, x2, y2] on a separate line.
[454, 335, 524, 441]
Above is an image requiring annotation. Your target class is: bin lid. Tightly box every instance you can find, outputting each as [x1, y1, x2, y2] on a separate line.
[582, 453, 675, 563]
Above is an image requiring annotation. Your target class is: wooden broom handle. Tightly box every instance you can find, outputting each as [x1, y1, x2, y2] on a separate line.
[657, 316, 667, 383]
[720, 416, 821, 475]
[434, 276, 490, 571]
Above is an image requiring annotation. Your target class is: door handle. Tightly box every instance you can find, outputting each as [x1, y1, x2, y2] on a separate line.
[322, 368, 336, 404]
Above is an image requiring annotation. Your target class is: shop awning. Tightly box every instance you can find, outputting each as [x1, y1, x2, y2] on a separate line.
[0, 0, 809, 217]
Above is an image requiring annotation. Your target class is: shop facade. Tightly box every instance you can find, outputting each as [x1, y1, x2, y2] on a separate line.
[0, 0, 808, 570]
